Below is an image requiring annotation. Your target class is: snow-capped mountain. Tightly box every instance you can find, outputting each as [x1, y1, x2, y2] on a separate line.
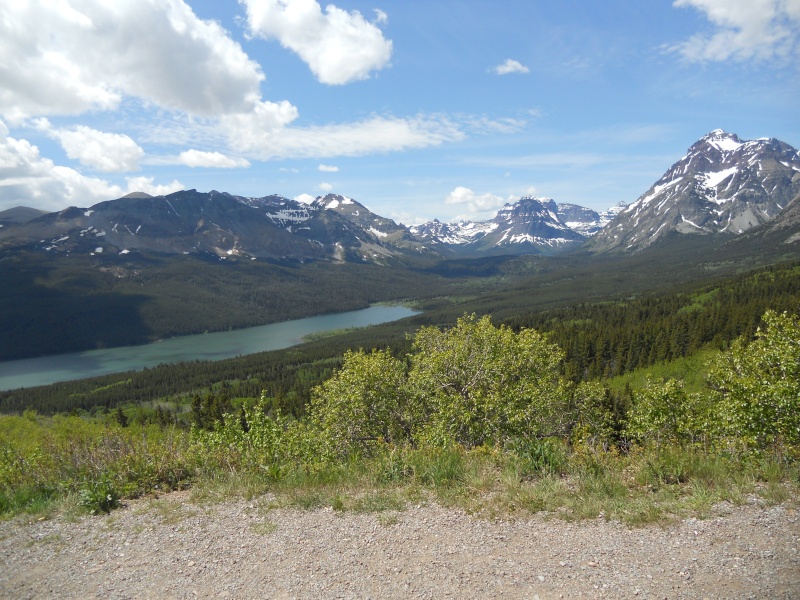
[410, 197, 586, 256]
[0, 190, 618, 263]
[588, 130, 800, 253]
[556, 203, 609, 236]
[0, 190, 431, 264]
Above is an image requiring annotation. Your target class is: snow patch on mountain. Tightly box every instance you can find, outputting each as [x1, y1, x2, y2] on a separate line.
[369, 227, 388, 238]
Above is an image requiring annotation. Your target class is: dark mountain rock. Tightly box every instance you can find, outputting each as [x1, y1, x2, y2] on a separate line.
[0, 190, 435, 264]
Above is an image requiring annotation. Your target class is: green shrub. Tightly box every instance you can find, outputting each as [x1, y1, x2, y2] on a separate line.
[708, 310, 800, 450]
[508, 437, 567, 477]
[626, 378, 710, 447]
[78, 476, 120, 514]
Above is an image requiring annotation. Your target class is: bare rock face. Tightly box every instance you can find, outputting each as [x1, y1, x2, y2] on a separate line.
[588, 130, 800, 253]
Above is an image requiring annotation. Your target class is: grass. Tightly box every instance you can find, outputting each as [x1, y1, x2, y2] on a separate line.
[209, 444, 799, 529]
[2, 412, 798, 526]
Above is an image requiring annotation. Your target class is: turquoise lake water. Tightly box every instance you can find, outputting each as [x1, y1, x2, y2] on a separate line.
[0, 305, 418, 391]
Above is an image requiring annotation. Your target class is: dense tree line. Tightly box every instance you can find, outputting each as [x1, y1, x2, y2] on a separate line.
[199, 309, 800, 464]
[505, 261, 800, 381]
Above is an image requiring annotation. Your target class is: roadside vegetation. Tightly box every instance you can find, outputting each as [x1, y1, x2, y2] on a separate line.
[2, 306, 798, 524]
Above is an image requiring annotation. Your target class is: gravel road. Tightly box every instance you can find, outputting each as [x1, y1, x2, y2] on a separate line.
[1, 492, 798, 599]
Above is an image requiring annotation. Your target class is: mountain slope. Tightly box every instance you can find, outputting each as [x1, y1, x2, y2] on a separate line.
[0, 190, 331, 261]
[588, 130, 800, 253]
[0, 191, 434, 264]
[557, 203, 608, 236]
[725, 191, 800, 250]
[0, 206, 48, 226]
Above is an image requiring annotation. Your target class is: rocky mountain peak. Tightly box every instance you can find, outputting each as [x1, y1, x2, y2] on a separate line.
[587, 131, 800, 253]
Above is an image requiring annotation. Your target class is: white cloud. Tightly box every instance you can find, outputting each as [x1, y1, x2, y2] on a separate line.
[53, 126, 144, 173]
[492, 59, 530, 75]
[670, 0, 800, 62]
[317, 182, 333, 192]
[294, 193, 316, 204]
[0, 122, 181, 211]
[220, 99, 301, 151]
[124, 176, 183, 197]
[0, 0, 264, 121]
[318, 164, 339, 172]
[444, 186, 506, 213]
[241, 0, 393, 85]
[225, 113, 464, 159]
[462, 115, 528, 135]
[373, 9, 389, 25]
[146, 109, 499, 162]
[179, 149, 250, 168]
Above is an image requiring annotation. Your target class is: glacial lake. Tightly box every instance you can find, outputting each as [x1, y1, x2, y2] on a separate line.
[0, 305, 419, 391]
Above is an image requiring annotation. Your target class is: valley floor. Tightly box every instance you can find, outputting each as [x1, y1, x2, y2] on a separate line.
[1, 492, 798, 599]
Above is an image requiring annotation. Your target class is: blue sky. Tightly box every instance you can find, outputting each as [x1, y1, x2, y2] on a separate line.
[1, 0, 798, 224]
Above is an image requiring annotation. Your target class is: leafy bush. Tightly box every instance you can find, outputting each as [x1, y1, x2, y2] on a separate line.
[626, 378, 710, 447]
[411, 314, 572, 447]
[708, 310, 800, 450]
[309, 349, 408, 458]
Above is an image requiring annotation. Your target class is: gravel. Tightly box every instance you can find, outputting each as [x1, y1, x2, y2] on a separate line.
[1, 492, 798, 599]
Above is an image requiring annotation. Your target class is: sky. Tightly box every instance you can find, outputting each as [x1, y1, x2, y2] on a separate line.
[1, 0, 798, 225]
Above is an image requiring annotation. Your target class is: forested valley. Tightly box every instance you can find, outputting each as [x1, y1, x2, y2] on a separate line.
[1, 246, 799, 522]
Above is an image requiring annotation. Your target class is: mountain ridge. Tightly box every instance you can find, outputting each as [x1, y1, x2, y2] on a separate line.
[588, 130, 800, 253]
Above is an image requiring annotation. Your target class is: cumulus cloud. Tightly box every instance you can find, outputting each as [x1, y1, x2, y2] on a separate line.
[444, 186, 506, 213]
[318, 164, 339, 172]
[0, 122, 181, 211]
[492, 59, 530, 75]
[179, 149, 250, 168]
[220, 99, 301, 150]
[51, 126, 145, 173]
[294, 193, 316, 204]
[317, 182, 333, 192]
[0, 0, 264, 121]
[241, 0, 393, 85]
[669, 0, 800, 62]
[123, 176, 184, 197]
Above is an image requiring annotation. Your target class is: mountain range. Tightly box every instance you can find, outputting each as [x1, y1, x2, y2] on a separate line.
[1, 130, 798, 264]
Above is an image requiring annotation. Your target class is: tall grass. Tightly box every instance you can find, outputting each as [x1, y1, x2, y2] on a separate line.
[0, 413, 194, 516]
[1, 412, 797, 524]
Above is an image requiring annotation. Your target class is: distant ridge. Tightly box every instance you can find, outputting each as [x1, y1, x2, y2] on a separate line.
[0, 206, 48, 225]
[120, 192, 155, 199]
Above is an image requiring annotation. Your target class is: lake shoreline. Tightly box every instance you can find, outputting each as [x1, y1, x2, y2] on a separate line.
[0, 305, 419, 391]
